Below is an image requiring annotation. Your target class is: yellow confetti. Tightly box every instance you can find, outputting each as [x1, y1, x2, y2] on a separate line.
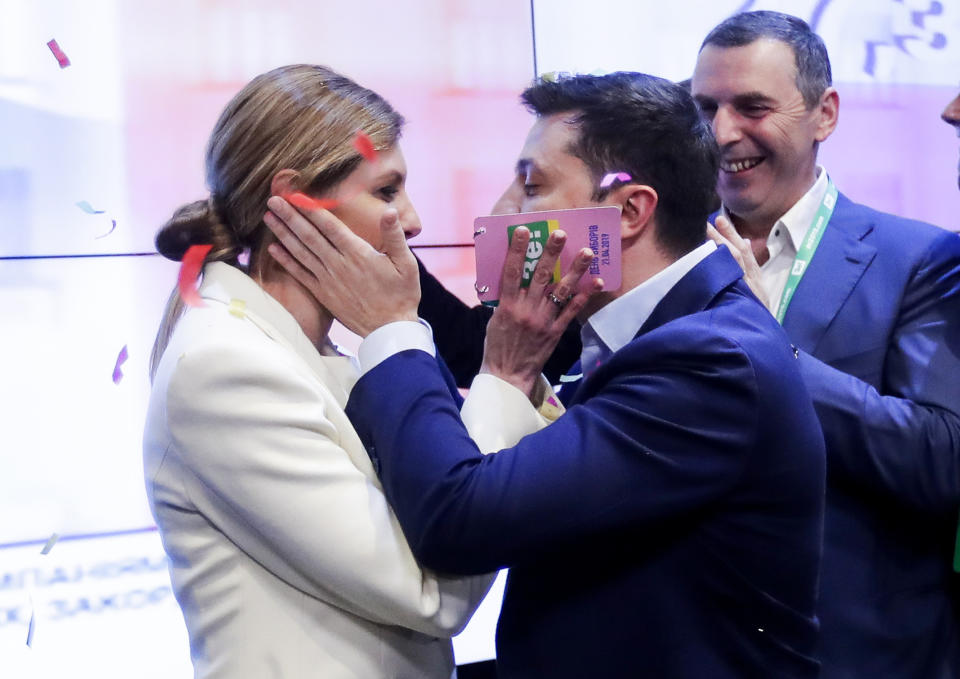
[228, 298, 247, 319]
[538, 394, 565, 423]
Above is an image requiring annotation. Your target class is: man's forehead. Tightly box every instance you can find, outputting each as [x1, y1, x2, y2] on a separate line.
[692, 39, 799, 95]
[517, 115, 581, 168]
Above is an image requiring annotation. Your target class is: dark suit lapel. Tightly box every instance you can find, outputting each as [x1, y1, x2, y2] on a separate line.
[781, 194, 877, 354]
[638, 246, 745, 337]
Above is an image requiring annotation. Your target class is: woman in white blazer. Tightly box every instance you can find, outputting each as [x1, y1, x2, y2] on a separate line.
[143, 64, 494, 679]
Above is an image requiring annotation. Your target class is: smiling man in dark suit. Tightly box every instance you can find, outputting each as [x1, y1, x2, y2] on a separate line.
[691, 12, 960, 678]
[264, 71, 826, 678]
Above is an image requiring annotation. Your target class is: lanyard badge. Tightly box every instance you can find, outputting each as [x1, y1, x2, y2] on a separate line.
[774, 179, 838, 324]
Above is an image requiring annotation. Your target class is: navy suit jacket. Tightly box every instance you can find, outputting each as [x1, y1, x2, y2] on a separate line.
[348, 248, 826, 678]
[780, 193, 960, 678]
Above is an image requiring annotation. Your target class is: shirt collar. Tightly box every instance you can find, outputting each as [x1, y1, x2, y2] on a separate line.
[774, 166, 829, 253]
[583, 240, 717, 355]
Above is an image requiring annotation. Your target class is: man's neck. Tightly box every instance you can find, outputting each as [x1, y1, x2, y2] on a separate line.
[577, 246, 674, 324]
[728, 211, 776, 242]
[727, 168, 820, 242]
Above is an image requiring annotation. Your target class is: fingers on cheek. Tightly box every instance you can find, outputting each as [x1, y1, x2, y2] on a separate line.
[264, 211, 291, 237]
[268, 197, 296, 223]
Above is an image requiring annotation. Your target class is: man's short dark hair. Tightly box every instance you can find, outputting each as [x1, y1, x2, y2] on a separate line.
[701, 10, 832, 109]
[521, 72, 719, 259]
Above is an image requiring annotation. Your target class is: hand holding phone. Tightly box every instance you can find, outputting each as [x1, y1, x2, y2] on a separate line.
[473, 206, 622, 306]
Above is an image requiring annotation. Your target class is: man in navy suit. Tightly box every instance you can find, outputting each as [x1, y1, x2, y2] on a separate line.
[690, 11, 960, 678]
[265, 72, 826, 677]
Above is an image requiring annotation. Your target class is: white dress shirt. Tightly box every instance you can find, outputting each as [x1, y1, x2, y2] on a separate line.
[579, 240, 717, 377]
[722, 167, 829, 313]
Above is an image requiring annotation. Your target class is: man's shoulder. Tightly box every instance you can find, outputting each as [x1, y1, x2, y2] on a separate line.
[828, 193, 960, 287]
[834, 192, 955, 248]
[625, 289, 790, 372]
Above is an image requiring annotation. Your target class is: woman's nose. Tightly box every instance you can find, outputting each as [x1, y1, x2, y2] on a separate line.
[401, 205, 422, 240]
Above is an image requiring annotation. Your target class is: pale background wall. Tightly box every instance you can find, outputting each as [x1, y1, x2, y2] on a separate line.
[2, 1, 959, 676]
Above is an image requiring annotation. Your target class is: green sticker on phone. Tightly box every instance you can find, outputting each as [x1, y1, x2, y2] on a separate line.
[507, 220, 561, 287]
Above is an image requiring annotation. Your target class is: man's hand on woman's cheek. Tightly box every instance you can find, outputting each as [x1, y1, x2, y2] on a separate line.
[264, 195, 420, 337]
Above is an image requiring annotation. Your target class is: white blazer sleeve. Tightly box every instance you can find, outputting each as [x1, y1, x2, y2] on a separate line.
[164, 338, 492, 637]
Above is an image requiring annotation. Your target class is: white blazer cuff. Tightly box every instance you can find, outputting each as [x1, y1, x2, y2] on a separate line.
[461, 373, 551, 454]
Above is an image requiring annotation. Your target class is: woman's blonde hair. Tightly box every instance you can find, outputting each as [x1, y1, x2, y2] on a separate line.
[149, 64, 404, 379]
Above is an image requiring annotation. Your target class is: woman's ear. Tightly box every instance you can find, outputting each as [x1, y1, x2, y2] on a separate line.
[270, 169, 302, 197]
[618, 184, 658, 241]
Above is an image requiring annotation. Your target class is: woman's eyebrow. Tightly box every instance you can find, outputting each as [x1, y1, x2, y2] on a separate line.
[373, 169, 405, 183]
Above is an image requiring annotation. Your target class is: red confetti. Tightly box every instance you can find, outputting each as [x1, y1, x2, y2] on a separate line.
[285, 192, 339, 211]
[178, 244, 212, 308]
[352, 130, 377, 162]
[112, 345, 128, 384]
[46, 39, 70, 69]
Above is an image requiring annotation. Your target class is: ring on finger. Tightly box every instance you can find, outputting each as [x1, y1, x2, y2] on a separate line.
[546, 290, 573, 310]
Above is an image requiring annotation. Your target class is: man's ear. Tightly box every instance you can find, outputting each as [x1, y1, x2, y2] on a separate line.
[814, 87, 839, 143]
[618, 184, 658, 241]
[270, 168, 302, 197]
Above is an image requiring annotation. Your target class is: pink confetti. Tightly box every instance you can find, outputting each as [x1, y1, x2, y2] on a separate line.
[112, 345, 128, 384]
[46, 39, 70, 69]
[352, 130, 377, 162]
[178, 244, 212, 308]
[599, 172, 632, 189]
[285, 192, 339, 211]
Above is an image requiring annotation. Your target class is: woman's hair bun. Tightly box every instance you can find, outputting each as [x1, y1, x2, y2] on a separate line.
[155, 198, 239, 263]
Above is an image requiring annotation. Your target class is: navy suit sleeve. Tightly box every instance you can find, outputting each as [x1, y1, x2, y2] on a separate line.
[346, 330, 760, 575]
[799, 230, 960, 513]
[416, 255, 582, 387]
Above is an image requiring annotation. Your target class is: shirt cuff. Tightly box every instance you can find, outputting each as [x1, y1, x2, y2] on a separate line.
[461, 373, 560, 454]
[357, 320, 436, 376]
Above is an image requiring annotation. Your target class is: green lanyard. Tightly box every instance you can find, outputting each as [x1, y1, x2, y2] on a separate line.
[955, 524, 960, 572]
[774, 178, 838, 324]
